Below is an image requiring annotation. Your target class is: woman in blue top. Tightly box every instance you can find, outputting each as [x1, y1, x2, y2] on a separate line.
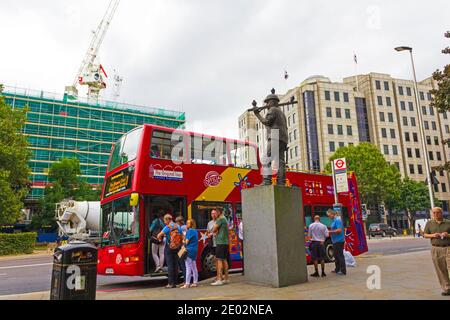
[181, 219, 199, 288]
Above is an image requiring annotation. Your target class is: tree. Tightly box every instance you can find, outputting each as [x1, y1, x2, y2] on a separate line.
[0, 84, 31, 226]
[32, 158, 100, 229]
[430, 31, 450, 172]
[326, 143, 402, 210]
[393, 178, 432, 234]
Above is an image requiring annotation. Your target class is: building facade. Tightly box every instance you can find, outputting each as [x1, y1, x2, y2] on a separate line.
[2, 86, 186, 202]
[238, 73, 450, 211]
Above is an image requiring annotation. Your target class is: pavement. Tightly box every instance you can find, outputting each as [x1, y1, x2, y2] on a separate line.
[0, 237, 448, 300]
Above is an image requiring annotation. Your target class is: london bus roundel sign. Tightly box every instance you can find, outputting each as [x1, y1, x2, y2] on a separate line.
[334, 158, 347, 172]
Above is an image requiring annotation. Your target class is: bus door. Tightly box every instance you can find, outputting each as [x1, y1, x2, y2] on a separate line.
[144, 195, 187, 275]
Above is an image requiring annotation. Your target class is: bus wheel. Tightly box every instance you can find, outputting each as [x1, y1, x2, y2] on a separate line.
[200, 249, 216, 280]
[325, 240, 335, 262]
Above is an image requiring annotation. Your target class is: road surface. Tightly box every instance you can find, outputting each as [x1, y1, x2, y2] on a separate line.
[0, 237, 432, 296]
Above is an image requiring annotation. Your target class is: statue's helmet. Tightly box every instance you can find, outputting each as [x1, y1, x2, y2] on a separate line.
[264, 88, 280, 104]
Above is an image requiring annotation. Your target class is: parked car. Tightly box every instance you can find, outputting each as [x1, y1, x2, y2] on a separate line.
[368, 223, 398, 237]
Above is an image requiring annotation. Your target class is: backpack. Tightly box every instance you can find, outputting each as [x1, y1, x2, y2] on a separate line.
[168, 224, 183, 250]
[150, 219, 164, 244]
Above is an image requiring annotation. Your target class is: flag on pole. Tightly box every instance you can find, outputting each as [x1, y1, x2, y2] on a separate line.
[353, 54, 358, 64]
[284, 70, 289, 80]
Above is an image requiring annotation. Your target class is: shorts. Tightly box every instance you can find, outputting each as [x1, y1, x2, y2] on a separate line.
[215, 244, 230, 261]
[310, 241, 326, 261]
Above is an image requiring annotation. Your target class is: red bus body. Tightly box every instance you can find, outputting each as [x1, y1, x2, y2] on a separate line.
[97, 124, 368, 277]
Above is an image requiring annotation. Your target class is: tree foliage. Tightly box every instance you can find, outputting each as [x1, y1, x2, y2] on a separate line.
[0, 84, 31, 226]
[394, 178, 431, 213]
[326, 143, 402, 209]
[32, 158, 100, 229]
[430, 32, 450, 172]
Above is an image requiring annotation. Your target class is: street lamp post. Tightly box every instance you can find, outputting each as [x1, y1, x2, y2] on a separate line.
[395, 46, 435, 211]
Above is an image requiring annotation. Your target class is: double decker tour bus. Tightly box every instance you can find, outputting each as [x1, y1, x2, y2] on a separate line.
[98, 124, 368, 278]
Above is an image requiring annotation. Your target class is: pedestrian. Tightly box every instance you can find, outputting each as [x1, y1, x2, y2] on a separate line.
[157, 214, 182, 289]
[150, 212, 165, 273]
[181, 219, 199, 289]
[176, 215, 187, 282]
[238, 219, 244, 275]
[327, 209, 347, 276]
[307, 215, 329, 278]
[417, 224, 423, 238]
[206, 210, 218, 257]
[423, 207, 450, 296]
[211, 208, 230, 286]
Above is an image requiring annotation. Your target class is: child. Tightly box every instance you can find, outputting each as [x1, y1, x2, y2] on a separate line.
[181, 219, 199, 288]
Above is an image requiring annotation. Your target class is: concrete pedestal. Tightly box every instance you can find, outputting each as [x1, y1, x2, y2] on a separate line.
[242, 185, 308, 288]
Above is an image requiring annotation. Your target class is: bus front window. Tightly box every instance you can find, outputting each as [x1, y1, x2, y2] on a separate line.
[102, 196, 139, 246]
[108, 127, 143, 171]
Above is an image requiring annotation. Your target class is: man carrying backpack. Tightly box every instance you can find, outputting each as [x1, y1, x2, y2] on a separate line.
[157, 214, 183, 289]
[150, 212, 166, 273]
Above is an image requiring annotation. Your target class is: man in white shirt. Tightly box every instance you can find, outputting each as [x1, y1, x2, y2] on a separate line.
[307, 215, 329, 277]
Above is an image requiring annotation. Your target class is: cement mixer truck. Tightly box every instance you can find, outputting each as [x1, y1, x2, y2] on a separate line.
[55, 200, 101, 243]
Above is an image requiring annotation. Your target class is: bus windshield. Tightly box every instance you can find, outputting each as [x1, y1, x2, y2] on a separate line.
[101, 196, 139, 246]
[108, 127, 143, 171]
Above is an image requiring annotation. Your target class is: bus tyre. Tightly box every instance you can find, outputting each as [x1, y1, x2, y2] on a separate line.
[325, 240, 335, 263]
[200, 248, 216, 280]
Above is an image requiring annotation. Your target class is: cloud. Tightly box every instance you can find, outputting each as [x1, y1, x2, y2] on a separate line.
[1, 0, 449, 139]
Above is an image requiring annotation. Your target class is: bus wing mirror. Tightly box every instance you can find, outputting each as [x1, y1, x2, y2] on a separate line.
[130, 193, 139, 207]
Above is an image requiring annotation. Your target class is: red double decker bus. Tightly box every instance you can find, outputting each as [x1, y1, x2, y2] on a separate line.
[97, 124, 368, 278]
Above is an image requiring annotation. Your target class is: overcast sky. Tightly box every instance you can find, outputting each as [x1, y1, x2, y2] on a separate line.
[1, 0, 449, 139]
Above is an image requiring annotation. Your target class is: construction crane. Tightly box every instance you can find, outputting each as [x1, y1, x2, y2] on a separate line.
[65, 0, 120, 100]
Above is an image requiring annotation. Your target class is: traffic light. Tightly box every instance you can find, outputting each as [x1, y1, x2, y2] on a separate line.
[361, 204, 368, 220]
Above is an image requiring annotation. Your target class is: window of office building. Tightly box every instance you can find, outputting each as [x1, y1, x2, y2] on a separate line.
[429, 107, 435, 116]
[390, 129, 396, 139]
[395, 162, 400, 170]
[408, 102, 414, 111]
[443, 112, 448, 120]
[445, 125, 449, 134]
[407, 148, 412, 158]
[415, 149, 420, 158]
[384, 81, 390, 91]
[427, 92, 432, 101]
[347, 126, 353, 136]
[386, 97, 392, 106]
[399, 86, 404, 95]
[377, 96, 383, 106]
[422, 106, 427, 115]
[334, 92, 340, 102]
[329, 141, 336, 152]
[429, 151, 434, 161]
[442, 183, 447, 193]
[384, 145, 389, 155]
[345, 109, 351, 119]
[432, 122, 437, 131]
[375, 80, 381, 90]
[405, 132, 410, 142]
[325, 91, 331, 101]
[403, 117, 408, 126]
[409, 164, 415, 174]
[434, 184, 439, 193]
[380, 112, 385, 122]
[339, 142, 345, 148]
[406, 87, 412, 96]
[392, 145, 398, 155]
[411, 118, 416, 127]
[381, 128, 387, 138]
[437, 152, 442, 161]
[434, 137, 439, 146]
[426, 136, 431, 145]
[420, 92, 425, 100]
[413, 133, 418, 142]
[336, 108, 342, 118]
[337, 125, 344, 135]
[418, 165, 423, 175]
[326, 107, 332, 117]
[343, 92, 349, 102]
[388, 113, 394, 122]
[424, 121, 429, 130]
[328, 124, 334, 135]
[401, 101, 406, 110]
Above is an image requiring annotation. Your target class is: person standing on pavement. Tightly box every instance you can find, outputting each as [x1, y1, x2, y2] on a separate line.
[181, 219, 199, 289]
[327, 209, 347, 276]
[176, 215, 187, 283]
[207, 210, 218, 255]
[307, 215, 329, 278]
[149, 212, 166, 273]
[157, 214, 182, 289]
[423, 207, 450, 296]
[211, 208, 230, 286]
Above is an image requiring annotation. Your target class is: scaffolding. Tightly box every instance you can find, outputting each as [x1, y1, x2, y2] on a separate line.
[2, 86, 186, 201]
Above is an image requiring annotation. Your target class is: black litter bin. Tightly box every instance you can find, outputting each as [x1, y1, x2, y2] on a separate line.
[50, 241, 98, 300]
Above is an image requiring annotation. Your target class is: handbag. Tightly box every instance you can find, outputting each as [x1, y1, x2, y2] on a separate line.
[150, 235, 162, 245]
[178, 246, 188, 259]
